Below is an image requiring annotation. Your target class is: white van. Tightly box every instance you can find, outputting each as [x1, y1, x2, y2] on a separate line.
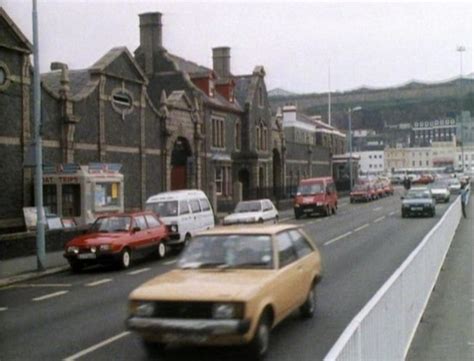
[145, 190, 215, 249]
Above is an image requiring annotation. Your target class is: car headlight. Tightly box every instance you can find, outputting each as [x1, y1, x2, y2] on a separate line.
[316, 202, 323, 206]
[99, 244, 113, 251]
[170, 224, 178, 233]
[67, 246, 79, 254]
[294, 204, 300, 208]
[212, 303, 244, 319]
[130, 301, 155, 317]
[90, 246, 97, 253]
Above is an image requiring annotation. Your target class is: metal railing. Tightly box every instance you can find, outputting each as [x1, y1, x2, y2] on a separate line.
[324, 195, 463, 361]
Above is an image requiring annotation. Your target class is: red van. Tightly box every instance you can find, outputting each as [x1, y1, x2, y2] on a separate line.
[293, 177, 338, 219]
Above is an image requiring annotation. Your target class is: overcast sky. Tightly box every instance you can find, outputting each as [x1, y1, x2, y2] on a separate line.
[2, 0, 473, 94]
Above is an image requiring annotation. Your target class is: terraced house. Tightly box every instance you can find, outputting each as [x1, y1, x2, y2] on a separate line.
[0, 8, 344, 231]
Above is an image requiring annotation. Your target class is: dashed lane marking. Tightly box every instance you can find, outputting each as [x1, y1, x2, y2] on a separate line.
[324, 231, 353, 246]
[32, 290, 69, 302]
[164, 260, 177, 265]
[373, 206, 383, 212]
[127, 268, 151, 275]
[10, 283, 72, 288]
[85, 279, 112, 287]
[63, 331, 131, 361]
[353, 224, 370, 232]
[374, 216, 386, 223]
[0, 307, 8, 312]
[388, 211, 396, 216]
[280, 216, 293, 222]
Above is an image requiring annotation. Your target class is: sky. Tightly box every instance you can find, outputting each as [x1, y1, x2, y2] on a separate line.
[2, 0, 473, 94]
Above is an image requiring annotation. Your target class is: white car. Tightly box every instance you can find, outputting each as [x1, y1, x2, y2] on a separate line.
[223, 199, 279, 225]
[145, 190, 215, 250]
[447, 178, 462, 194]
[429, 181, 451, 203]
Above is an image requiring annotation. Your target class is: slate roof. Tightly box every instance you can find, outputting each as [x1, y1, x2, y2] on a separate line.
[234, 75, 253, 107]
[167, 53, 212, 75]
[41, 69, 92, 98]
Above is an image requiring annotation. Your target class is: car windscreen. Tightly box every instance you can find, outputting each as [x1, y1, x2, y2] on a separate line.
[406, 190, 431, 199]
[145, 201, 178, 217]
[234, 201, 262, 213]
[431, 181, 449, 188]
[178, 234, 273, 269]
[353, 185, 368, 191]
[90, 216, 131, 233]
[297, 183, 324, 195]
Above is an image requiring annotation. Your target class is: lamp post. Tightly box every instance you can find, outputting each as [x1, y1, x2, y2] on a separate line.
[348, 106, 362, 192]
[456, 45, 466, 171]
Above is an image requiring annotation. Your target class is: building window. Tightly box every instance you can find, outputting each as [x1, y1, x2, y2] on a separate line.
[212, 118, 225, 148]
[235, 121, 241, 150]
[95, 182, 120, 208]
[262, 126, 268, 150]
[258, 86, 263, 107]
[0, 63, 10, 90]
[209, 80, 215, 97]
[215, 167, 223, 195]
[215, 166, 231, 197]
[426, 161, 429, 166]
[111, 88, 134, 117]
[43, 185, 57, 214]
[256, 125, 261, 150]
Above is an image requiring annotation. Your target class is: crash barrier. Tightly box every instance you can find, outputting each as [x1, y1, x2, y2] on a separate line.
[324, 195, 462, 361]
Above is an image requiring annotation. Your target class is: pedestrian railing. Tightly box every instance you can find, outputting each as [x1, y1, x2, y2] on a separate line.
[324, 196, 462, 361]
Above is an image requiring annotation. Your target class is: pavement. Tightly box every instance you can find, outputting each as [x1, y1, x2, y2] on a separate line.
[406, 194, 473, 361]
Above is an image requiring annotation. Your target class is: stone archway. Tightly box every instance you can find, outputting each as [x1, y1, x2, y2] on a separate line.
[238, 168, 250, 200]
[170, 137, 192, 190]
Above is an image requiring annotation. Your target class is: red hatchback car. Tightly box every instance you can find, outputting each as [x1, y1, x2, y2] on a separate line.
[64, 212, 168, 272]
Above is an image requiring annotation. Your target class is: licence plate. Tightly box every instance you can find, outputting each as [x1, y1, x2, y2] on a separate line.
[78, 253, 96, 259]
[162, 333, 209, 343]
[411, 207, 423, 211]
[304, 208, 313, 213]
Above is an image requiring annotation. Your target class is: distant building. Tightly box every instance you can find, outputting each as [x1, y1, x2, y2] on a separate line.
[354, 150, 385, 175]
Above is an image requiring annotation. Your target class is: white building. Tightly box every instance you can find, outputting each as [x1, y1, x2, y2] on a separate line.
[355, 150, 385, 175]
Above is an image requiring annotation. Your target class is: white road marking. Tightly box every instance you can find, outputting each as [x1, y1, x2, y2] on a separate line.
[373, 206, 383, 212]
[374, 216, 386, 223]
[0, 307, 8, 312]
[63, 331, 131, 361]
[85, 278, 112, 287]
[280, 216, 293, 222]
[353, 224, 370, 232]
[164, 259, 177, 265]
[324, 231, 353, 246]
[32, 290, 69, 302]
[12, 283, 72, 288]
[388, 211, 396, 216]
[127, 268, 151, 275]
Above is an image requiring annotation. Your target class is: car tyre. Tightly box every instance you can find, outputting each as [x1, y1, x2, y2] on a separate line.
[258, 218, 264, 224]
[300, 284, 317, 319]
[274, 215, 279, 224]
[142, 340, 166, 358]
[119, 248, 131, 269]
[248, 312, 271, 360]
[401, 209, 406, 218]
[157, 242, 166, 259]
[69, 261, 83, 273]
[294, 210, 301, 219]
[431, 208, 436, 217]
[332, 205, 336, 215]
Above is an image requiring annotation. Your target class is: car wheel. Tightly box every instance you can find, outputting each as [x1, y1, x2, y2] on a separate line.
[258, 218, 264, 224]
[69, 261, 83, 273]
[294, 210, 301, 219]
[274, 215, 279, 224]
[157, 242, 166, 259]
[119, 248, 131, 269]
[401, 210, 406, 218]
[431, 208, 436, 217]
[181, 233, 191, 251]
[248, 312, 271, 360]
[300, 284, 317, 318]
[332, 205, 336, 215]
[350, 198, 354, 204]
[325, 206, 331, 217]
[142, 340, 166, 358]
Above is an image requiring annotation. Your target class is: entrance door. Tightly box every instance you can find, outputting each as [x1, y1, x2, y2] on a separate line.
[62, 184, 81, 217]
[238, 169, 250, 200]
[171, 137, 192, 190]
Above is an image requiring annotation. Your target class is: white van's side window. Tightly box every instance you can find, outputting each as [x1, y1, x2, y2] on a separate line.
[179, 200, 190, 215]
[199, 198, 211, 211]
[189, 199, 201, 213]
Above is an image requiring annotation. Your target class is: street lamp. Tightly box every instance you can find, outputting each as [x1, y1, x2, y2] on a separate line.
[348, 106, 362, 192]
[456, 45, 465, 171]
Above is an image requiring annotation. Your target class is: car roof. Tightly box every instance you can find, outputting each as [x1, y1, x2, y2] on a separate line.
[300, 177, 332, 184]
[146, 189, 207, 202]
[197, 224, 299, 236]
[96, 211, 155, 218]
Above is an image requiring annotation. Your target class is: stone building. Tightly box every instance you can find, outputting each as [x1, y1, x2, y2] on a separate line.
[0, 8, 34, 231]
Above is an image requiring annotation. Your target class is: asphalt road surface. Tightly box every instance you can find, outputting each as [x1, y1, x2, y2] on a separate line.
[0, 189, 456, 361]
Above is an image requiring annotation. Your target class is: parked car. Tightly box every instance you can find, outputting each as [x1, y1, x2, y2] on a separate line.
[447, 178, 462, 194]
[127, 224, 322, 359]
[378, 177, 394, 196]
[293, 177, 338, 218]
[64, 212, 168, 272]
[145, 190, 215, 251]
[429, 180, 451, 203]
[374, 182, 386, 199]
[350, 184, 373, 203]
[401, 188, 436, 218]
[223, 199, 279, 225]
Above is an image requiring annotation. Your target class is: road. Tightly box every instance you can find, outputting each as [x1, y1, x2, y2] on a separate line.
[0, 189, 456, 361]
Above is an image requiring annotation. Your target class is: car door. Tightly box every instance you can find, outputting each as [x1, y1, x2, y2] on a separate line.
[144, 214, 165, 246]
[188, 199, 203, 233]
[272, 231, 306, 322]
[262, 200, 276, 221]
[130, 215, 150, 252]
[288, 229, 318, 289]
[199, 198, 215, 229]
[178, 200, 193, 239]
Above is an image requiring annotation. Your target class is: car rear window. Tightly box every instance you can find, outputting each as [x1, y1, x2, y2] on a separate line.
[276, 232, 298, 268]
[145, 214, 161, 228]
[288, 230, 313, 258]
[134, 215, 148, 230]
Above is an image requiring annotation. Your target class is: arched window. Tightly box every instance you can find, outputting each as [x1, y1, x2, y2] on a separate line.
[235, 121, 241, 150]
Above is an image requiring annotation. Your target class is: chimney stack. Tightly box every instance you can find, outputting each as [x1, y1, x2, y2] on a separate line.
[139, 12, 163, 74]
[212, 47, 231, 77]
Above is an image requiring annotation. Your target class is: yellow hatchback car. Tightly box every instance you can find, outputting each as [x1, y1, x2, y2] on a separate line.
[126, 224, 322, 359]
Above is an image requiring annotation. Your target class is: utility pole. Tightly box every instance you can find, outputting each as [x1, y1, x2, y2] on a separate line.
[348, 106, 362, 192]
[456, 45, 465, 171]
[328, 62, 332, 127]
[33, 0, 45, 270]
